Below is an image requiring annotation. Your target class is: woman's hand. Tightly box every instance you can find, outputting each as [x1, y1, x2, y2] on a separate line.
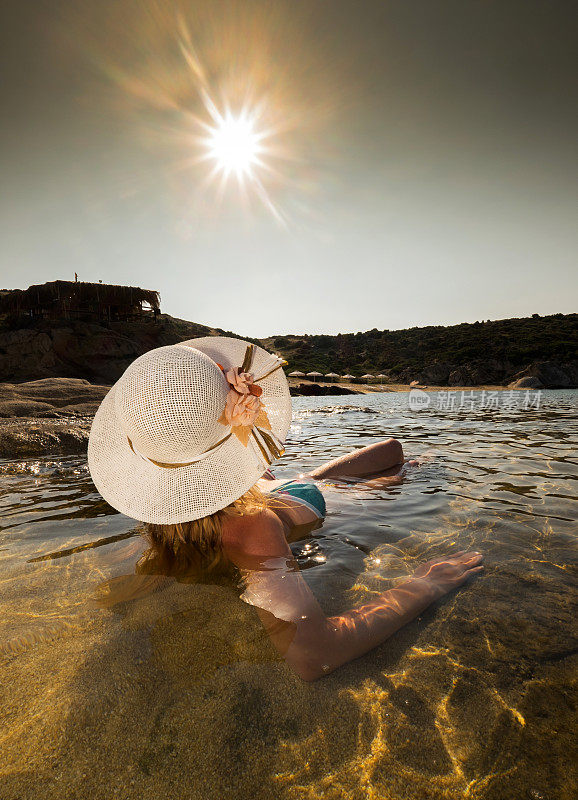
[411, 550, 484, 599]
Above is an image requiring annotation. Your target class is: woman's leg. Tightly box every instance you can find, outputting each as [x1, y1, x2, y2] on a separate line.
[306, 438, 405, 481]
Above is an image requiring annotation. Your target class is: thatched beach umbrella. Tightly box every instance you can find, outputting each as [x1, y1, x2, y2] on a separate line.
[325, 372, 340, 382]
[342, 374, 355, 380]
[307, 371, 323, 382]
[288, 371, 305, 377]
[361, 374, 375, 382]
[377, 374, 388, 384]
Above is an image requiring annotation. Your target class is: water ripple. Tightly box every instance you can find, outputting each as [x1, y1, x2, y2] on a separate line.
[0, 390, 576, 800]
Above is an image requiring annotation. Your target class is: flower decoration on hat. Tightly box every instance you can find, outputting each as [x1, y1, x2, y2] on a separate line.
[217, 344, 287, 464]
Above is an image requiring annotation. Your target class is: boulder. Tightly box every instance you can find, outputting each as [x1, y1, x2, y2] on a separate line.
[0, 378, 110, 411]
[418, 362, 453, 384]
[24, 377, 92, 387]
[413, 359, 515, 386]
[290, 382, 360, 396]
[0, 419, 91, 457]
[0, 329, 57, 379]
[448, 367, 470, 386]
[508, 376, 544, 389]
[510, 361, 578, 389]
[59, 401, 104, 415]
[0, 400, 60, 418]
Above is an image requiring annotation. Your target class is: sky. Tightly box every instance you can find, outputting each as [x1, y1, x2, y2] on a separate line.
[1, 0, 577, 337]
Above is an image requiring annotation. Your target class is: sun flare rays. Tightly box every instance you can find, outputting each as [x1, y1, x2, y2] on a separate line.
[78, 2, 340, 227]
[187, 82, 287, 222]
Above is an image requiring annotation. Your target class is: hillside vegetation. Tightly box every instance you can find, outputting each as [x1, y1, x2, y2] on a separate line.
[262, 314, 578, 386]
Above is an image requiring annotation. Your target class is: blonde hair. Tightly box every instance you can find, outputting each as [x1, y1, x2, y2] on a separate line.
[137, 484, 283, 579]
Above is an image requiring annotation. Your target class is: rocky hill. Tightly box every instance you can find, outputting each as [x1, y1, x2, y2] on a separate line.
[1, 311, 577, 388]
[262, 314, 578, 388]
[0, 313, 256, 384]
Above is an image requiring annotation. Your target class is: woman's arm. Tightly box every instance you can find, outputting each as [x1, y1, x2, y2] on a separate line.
[287, 554, 483, 680]
[224, 510, 484, 681]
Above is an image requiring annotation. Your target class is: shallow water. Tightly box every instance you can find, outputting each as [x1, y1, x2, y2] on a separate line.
[1, 390, 577, 800]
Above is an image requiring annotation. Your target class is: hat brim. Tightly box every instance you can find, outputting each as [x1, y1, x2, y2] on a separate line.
[87, 337, 291, 524]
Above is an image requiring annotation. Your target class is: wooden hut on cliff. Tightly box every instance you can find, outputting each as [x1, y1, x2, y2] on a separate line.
[0, 280, 161, 322]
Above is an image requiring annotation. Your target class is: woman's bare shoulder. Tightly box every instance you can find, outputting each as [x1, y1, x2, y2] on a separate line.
[222, 508, 292, 568]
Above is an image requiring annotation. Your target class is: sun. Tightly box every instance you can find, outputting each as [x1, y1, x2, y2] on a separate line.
[195, 99, 286, 221]
[206, 111, 262, 178]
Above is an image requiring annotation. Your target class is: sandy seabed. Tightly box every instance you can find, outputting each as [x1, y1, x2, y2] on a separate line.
[1, 542, 576, 800]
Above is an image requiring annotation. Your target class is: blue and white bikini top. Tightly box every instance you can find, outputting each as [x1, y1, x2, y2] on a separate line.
[266, 479, 327, 520]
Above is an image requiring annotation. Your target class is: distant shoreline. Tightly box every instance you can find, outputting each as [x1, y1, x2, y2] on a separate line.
[2, 307, 576, 390]
[289, 378, 514, 394]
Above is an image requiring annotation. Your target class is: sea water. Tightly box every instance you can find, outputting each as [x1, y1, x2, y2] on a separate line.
[0, 390, 576, 800]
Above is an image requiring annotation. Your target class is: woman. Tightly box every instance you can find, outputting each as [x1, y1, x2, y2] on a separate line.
[88, 337, 483, 681]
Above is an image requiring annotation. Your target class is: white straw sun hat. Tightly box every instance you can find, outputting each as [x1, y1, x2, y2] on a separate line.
[87, 336, 291, 524]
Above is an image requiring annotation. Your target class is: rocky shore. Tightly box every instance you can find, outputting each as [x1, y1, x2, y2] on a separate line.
[289, 382, 361, 396]
[0, 379, 109, 458]
[414, 359, 578, 390]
